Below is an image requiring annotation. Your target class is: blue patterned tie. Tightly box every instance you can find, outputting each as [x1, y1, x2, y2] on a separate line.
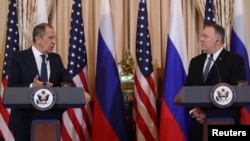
[40, 55, 48, 82]
[203, 55, 213, 82]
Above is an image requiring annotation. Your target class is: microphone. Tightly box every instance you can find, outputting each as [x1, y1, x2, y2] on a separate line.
[210, 54, 222, 83]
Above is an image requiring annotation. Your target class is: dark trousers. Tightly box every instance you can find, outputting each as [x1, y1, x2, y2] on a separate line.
[189, 118, 203, 141]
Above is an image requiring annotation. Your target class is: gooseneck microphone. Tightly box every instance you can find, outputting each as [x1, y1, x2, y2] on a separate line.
[210, 54, 222, 83]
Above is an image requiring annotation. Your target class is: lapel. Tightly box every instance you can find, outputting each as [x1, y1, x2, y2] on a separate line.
[27, 48, 39, 75]
[206, 49, 227, 83]
[47, 54, 56, 82]
[200, 53, 207, 76]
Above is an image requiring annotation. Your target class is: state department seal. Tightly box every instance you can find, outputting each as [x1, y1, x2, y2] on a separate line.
[31, 86, 56, 111]
[210, 83, 236, 108]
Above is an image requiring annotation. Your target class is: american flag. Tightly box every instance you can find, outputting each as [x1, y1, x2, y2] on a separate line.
[61, 0, 92, 140]
[204, 0, 216, 25]
[0, 0, 19, 140]
[132, 0, 158, 141]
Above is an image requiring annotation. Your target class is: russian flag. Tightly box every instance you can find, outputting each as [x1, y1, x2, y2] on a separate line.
[91, 0, 128, 141]
[158, 0, 189, 140]
[230, 0, 250, 124]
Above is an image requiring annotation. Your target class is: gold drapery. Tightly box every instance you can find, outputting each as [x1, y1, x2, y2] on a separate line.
[16, 0, 54, 50]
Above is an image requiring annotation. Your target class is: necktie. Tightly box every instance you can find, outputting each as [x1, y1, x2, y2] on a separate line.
[40, 55, 48, 82]
[203, 55, 213, 82]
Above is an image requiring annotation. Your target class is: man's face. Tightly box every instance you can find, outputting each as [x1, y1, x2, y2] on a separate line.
[200, 26, 218, 54]
[38, 26, 56, 54]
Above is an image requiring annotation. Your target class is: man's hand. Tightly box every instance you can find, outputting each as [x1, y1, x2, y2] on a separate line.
[32, 75, 53, 87]
[191, 108, 206, 125]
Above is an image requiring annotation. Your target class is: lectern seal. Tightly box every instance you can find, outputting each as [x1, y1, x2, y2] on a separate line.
[210, 83, 236, 108]
[31, 86, 56, 111]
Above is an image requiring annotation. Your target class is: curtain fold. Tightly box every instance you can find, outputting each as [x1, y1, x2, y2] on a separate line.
[17, 0, 53, 50]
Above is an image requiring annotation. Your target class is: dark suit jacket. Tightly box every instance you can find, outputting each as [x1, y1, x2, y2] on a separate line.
[185, 48, 246, 86]
[185, 48, 247, 141]
[7, 47, 72, 141]
[8, 47, 71, 87]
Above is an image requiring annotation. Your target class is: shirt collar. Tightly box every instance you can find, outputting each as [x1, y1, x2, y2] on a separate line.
[207, 47, 223, 61]
[32, 46, 47, 58]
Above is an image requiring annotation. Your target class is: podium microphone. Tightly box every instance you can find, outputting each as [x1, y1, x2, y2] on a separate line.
[211, 55, 222, 83]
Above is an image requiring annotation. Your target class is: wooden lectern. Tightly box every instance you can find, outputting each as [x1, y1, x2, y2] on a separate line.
[175, 85, 250, 141]
[3, 87, 85, 141]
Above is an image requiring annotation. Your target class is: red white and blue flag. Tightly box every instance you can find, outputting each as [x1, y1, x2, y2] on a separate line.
[158, 0, 189, 140]
[91, 0, 128, 140]
[61, 0, 92, 140]
[0, 0, 19, 140]
[230, 0, 250, 124]
[132, 0, 158, 141]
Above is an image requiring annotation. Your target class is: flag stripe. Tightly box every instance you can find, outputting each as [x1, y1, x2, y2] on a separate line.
[230, 0, 250, 124]
[133, 95, 154, 141]
[72, 70, 89, 91]
[133, 102, 156, 140]
[61, 120, 72, 141]
[61, 0, 92, 140]
[92, 95, 118, 140]
[94, 32, 127, 139]
[161, 37, 189, 139]
[159, 0, 189, 140]
[231, 31, 250, 82]
[134, 74, 157, 125]
[1, 78, 10, 124]
[133, 0, 158, 141]
[92, 0, 128, 140]
[81, 106, 92, 137]
[0, 102, 10, 125]
[159, 102, 186, 140]
[1, 0, 19, 140]
[67, 109, 85, 140]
